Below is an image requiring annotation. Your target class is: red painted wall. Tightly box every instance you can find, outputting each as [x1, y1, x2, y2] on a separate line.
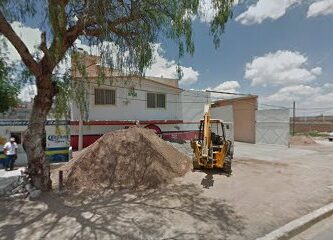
[71, 135, 102, 150]
[71, 131, 198, 150]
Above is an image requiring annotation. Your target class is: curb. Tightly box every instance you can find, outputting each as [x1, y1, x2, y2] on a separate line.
[256, 202, 333, 240]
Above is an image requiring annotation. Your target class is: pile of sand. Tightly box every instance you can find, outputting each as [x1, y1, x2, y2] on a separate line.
[290, 135, 317, 145]
[61, 127, 192, 191]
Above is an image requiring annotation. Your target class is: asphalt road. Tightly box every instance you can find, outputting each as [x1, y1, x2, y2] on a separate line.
[291, 215, 333, 240]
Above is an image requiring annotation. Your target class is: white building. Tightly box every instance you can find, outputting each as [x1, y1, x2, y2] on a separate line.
[70, 54, 222, 149]
[0, 54, 233, 165]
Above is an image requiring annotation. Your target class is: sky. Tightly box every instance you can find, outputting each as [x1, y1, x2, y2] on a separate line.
[3, 0, 333, 116]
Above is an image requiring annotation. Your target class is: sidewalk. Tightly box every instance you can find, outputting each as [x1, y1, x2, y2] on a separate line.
[291, 215, 333, 240]
[0, 167, 25, 178]
[0, 167, 25, 196]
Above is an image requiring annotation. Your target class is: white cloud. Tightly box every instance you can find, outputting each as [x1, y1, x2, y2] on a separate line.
[212, 81, 240, 92]
[198, 0, 240, 23]
[307, 0, 333, 17]
[310, 67, 322, 75]
[19, 40, 200, 101]
[68, 41, 200, 86]
[145, 44, 199, 86]
[206, 80, 241, 98]
[4, 22, 199, 87]
[53, 39, 120, 75]
[198, 0, 218, 23]
[18, 85, 37, 102]
[5, 23, 199, 102]
[245, 50, 322, 86]
[264, 85, 320, 102]
[261, 84, 333, 115]
[2, 22, 41, 102]
[323, 82, 333, 91]
[178, 67, 200, 85]
[236, 0, 301, 25]
[4, 21, 42, 62]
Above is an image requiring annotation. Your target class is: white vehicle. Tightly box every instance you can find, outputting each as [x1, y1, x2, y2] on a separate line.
[329, 132, 333, 142]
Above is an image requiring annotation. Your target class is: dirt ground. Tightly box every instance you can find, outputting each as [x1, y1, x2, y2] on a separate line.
[1, 141, 333, 240]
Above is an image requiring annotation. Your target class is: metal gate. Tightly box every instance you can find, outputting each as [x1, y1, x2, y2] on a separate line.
[256, 109, 290, 146]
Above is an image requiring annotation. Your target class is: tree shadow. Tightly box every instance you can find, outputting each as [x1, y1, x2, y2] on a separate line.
[0, 183, 245, 240]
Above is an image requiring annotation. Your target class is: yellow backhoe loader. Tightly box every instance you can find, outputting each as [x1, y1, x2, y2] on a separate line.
[191, 104, 233, 174]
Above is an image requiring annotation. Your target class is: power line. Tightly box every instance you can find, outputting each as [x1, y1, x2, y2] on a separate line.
[70, 79, 333, 111]
[205, 90, 252, 96]
[295, 106, 333, 110]
[71, 78, 208, 98]
[259, 103, 289, 109]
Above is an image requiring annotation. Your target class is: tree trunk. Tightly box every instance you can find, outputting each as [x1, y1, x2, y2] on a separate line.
[23, 74, 55, 191]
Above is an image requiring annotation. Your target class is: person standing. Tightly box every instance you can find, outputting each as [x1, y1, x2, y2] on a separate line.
[3, 137, 18, 171]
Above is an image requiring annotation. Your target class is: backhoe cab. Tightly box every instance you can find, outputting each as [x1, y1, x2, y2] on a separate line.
[191, 104, 233, 174]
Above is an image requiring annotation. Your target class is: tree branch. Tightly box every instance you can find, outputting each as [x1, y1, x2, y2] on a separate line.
[42, 1, 142, 71]
[66, 17, 87, 39]
[39, 32, 48, 55]
[112, 11, 141, 27]
[41, 0, 69, 70]
[0, 11, 40, 76]
[84, 26, 139, 38]
[69, 9, 141, 39]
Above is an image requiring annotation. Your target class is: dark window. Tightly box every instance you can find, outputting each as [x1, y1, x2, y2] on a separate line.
[95, 89, 116, 105]
[156, 94, 166, 108]
[147, 93, 166, 108]
[147, 93, 156, 108]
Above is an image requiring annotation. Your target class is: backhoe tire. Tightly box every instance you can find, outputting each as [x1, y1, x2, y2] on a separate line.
[192, 157, 201, 170]
[223, 156, 232, 175]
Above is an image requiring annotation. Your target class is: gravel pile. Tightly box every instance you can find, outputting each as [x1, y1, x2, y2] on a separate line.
[60, 127, 192, 191]
[290, 136, 318, 145]
[166, 141, 193, 159]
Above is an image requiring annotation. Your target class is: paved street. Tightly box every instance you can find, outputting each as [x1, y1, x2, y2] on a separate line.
[291, 215, 333, 240]
[0, 141, 333, 239]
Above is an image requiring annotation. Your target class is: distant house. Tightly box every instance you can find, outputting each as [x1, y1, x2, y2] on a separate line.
[70, 54, 219, 149]
[212, 95, 291, 146]
[0, 101, 33, 120]
[213, 95, 258, 143]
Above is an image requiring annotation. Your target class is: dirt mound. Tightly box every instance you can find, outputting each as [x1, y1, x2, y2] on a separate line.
[290, 135, 317, 145]
[62, 127, 192, 191]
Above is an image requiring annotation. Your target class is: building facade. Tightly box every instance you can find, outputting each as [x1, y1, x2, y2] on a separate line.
[70, 54, 225, 149]
[213, 96, 258, 144]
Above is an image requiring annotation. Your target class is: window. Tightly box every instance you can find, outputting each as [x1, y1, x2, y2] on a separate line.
[95, 89, 116, 105]
[147, 93, 166, 108]
[147, 93, 155, 108]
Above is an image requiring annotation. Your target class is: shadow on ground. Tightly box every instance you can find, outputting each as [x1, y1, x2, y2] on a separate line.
[0, 184, 245, 240]
[198, 169, 231, 189]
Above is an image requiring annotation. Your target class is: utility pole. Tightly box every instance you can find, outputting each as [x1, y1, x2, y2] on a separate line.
[292, 101, 296, 136]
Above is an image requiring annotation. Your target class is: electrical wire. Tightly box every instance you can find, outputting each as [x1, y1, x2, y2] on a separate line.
[70, 79, 333, 112]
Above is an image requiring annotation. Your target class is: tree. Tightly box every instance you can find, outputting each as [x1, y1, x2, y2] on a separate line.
[0, 0, 234, 191]
[0, 51, 20, 113]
